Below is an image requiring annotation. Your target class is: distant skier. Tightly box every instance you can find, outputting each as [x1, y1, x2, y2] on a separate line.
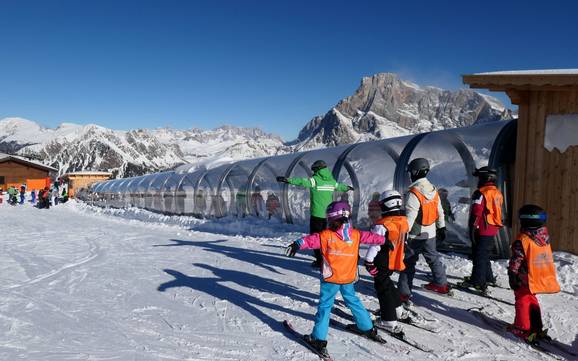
[364, 190, 409, 336]
[52, 187, 59, 206]
[285, 201, 384, 357]
[0, 188, 3, 204]
[277, 160, 353, 268]
[61, 188, 69, 203]
[30, 190, 37, 204]
[250, 186, 265, 218]
[457, 167, 504, 293]
[265, 192, 281, 220]
[398, 158, 449, 303]
[508, 204, 560, 343]
[8, 186, 18, 205]
[19, 185, 26, 204]
[438, 188, 455, 224]
[367, 192, 382, 226]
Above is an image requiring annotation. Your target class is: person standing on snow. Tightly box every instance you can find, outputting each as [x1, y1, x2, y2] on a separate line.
[250, 186, 265, 218]
[364, 190, 410, 337]
[367, 191, 382, 225]
[277, 160, 353, 268]
[457, 167, 504, 293]
[19, 185, 26, 204]
[398, 158, 449, 302]
[285, 201, 385, 358]
[508, 204, 560, 343]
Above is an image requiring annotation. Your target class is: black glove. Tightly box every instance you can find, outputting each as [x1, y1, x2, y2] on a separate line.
[508, 272, 521, 290]
[285, 242, 300, 257]
[347, 185, 354, 191]
[364, 261, 378, 277]
[436, 227, 446, 242]
[387, 239, 395, 251]
[276, 176, 288, 183]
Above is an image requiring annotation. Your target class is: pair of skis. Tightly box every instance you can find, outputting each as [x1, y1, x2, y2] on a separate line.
[468, 308, 577, 360]
[332, 307, 434, 352]
[282, 318, 389, 361]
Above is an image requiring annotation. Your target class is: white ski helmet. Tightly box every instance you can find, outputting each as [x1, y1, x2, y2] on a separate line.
[379, 190, 403, 213]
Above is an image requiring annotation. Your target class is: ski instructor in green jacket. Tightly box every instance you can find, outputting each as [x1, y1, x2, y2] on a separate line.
[277, 160, 354, 268]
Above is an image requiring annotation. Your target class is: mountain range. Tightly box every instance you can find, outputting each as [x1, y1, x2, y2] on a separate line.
[0, 73, 513, 177]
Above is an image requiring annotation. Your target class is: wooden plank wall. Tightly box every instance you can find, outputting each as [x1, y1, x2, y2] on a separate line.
[0, 161, 50, 189]
[513, 90, 578, 254]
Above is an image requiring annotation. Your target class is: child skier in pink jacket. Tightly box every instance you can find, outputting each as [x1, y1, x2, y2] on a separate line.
[285, 200, 386, 357]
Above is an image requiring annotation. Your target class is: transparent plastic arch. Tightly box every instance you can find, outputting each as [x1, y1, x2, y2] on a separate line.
[86, 121, 513, 256]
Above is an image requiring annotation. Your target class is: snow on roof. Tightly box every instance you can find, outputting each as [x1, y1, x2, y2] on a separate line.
[474, 69, 578, 76]
[64, 171, 112, 176]
[0, 153, 58, 172]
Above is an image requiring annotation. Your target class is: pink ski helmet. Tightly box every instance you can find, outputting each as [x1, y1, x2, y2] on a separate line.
[326, 201, 351, 222]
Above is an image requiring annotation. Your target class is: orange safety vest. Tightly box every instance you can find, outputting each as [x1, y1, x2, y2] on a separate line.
[479, 185, 504, 227]
[375, 215, 408, 271]
[319, 228, 361, 284]
[409, 187, 439, 226]
[518, 233, 560, 295]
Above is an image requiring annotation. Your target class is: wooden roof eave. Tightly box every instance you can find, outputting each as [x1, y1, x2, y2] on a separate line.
[463, 74, 578, 90]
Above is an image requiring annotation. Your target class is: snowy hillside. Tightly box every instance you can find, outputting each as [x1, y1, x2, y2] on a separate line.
[291, 73, 513, 151]
[0, 118, 285, 177]
[0, 201, 576, 360]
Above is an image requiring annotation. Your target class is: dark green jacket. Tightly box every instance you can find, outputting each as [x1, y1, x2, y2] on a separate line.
[287, 168, 349, 218]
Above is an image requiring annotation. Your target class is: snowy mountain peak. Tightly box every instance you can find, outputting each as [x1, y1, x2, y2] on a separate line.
[291, 73, 513, 151]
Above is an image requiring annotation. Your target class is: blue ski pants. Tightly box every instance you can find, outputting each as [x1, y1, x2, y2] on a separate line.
[311, 281, 373, 341]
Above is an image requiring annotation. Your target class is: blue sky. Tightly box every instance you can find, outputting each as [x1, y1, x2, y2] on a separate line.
[1, 0, 577, 140]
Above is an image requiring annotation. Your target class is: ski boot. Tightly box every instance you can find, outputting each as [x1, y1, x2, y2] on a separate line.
[424, 282, 451, 294]
[400, 293, 413, 308]
[456, 280, 488, 295]
[363, 326, 383, 342]
[375, 318, 405, 338]
[303, 335, 329, 357]
[536, 329, 552, 341]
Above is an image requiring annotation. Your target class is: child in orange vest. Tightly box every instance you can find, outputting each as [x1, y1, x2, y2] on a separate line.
[285, 200, 385, 357]
[508, 204, 560, 343]
[364, 190, 409, 337]
[458, 166, 504, 293]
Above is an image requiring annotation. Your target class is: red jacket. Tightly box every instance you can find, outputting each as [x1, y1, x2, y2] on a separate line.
[470, 186, 501, 237]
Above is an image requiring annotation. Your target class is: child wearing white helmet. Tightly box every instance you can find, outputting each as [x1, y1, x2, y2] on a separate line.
[365, 190, 410, 336]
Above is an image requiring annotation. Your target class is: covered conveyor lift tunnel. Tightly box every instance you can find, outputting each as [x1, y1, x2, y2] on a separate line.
[85, 120, 517, 258]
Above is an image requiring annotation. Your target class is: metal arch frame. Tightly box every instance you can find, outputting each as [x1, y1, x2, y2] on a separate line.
[173, 173, 189, 214]
[393, 131, 477, 195]
[175, 171, 203, 216]
[488, 119, 518, 258]
[144, 173, 167, 211]
[245, 157, 273, 216]
[193, 171, 214, 218]
[123, 177, 142, 207]
[162, 173, 187, 214]
[134, 175, 154, 208]
[215, 163, 239, 218]
[282, 152, 313, 224]
[393, 133, 431, 193]
[331, 142, 401, 225]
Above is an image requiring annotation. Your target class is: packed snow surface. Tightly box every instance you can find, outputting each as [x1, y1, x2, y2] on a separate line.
[0, 201, 576, 360]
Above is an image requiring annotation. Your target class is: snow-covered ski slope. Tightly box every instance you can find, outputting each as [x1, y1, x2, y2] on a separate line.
[0, 201, 576, 360]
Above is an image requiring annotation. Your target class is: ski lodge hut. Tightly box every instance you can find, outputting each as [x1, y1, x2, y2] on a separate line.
[0, 153, 56, 191]
[463, 70, 578, 254]
[62, 171, 112, 198]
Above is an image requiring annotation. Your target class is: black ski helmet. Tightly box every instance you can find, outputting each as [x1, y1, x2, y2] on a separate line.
[311, 160, 327, 173]
[519, 204, 547, 229]
[407, 158, 430, 180]
[473, 166, 498, 184]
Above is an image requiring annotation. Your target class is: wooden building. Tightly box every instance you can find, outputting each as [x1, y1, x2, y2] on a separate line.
[63, 171, 112, 197]
[0, 153, 57, 191]
[464, 70, 578, 254]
